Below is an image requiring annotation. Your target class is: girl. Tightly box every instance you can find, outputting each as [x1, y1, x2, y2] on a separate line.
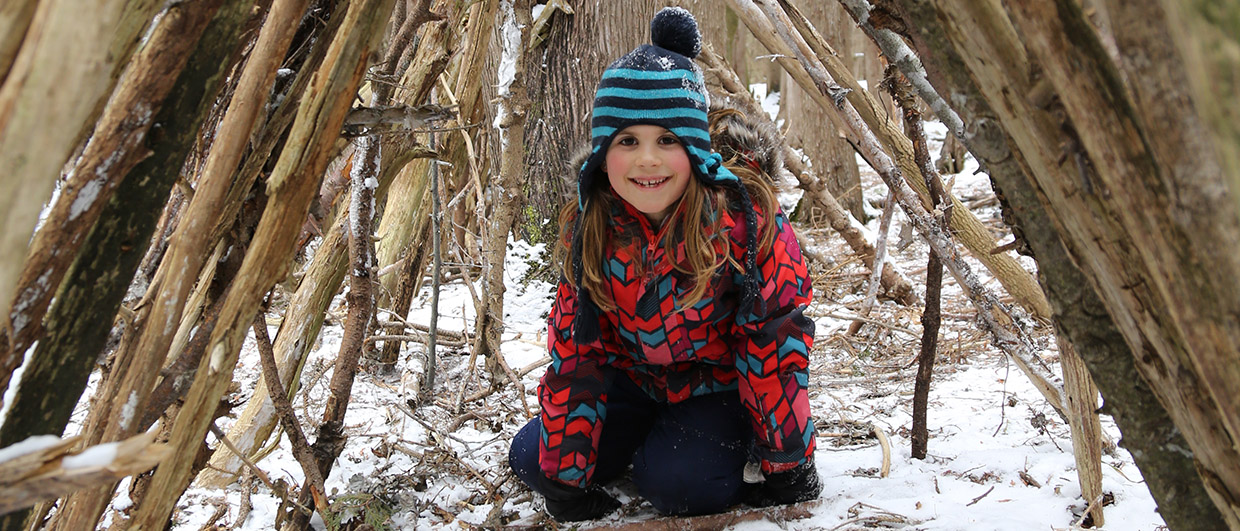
[508, 7, 820, 522]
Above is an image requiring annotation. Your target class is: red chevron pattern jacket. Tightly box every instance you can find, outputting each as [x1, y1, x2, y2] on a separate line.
[538, 194, 816, 487]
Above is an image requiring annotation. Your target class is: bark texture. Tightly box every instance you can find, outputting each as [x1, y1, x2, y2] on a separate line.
[879, 0, 1231, 527]
[731, 0, 1052, 322]
[520, 0, 667, 239]
[0, 0, 162, 409]
[0, 0, 227, 449]
[126, 0, 395, 526]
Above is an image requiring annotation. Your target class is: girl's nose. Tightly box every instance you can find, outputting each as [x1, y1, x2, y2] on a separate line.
[636, 145, 661, 166]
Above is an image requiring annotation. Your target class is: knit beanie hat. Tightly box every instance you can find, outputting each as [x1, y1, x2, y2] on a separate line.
[571, 7, 762, 344]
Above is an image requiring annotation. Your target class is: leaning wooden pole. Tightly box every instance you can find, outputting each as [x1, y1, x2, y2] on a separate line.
[699, 44, 917, 306]
[999, 0, 1240, 525]
[127, 1, 396, 527]
[11, 4, 256, 531]
[472, 0, 533, 401]
[878, 1, 1226, 528]
[732, 0, 1051, 322]
[203, 3, 450, 487]
[0, 0, 161, 337]
[833, 0, 964, 139]
[752, 0, 1067, 418]
[0, 0, 227, 448]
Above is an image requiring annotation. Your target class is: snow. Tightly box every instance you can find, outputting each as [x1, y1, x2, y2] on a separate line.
[0, 356, 29, 426]
[119, 391, 138, 431]
[44, 96, 1164, 529]
[62, 441, 119, 469]
[0, 434, 61, 464]
[155, 171, 1162, 529]
[68, 176, 107, 221]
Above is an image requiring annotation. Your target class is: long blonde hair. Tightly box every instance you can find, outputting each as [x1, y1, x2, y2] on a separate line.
[557, 151, 779, 313]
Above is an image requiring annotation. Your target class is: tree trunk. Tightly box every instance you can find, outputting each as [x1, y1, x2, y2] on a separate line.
[0, 0, 225, 432]
[0, 0, 161, 333]
[0, 5, 256, 530]
[1000, 1, 1240, 525]
[778, 2, 863, 222]
[520, 0, 667, 240]
[125, 0, 395, 526]
[878, 0, 1233, 527]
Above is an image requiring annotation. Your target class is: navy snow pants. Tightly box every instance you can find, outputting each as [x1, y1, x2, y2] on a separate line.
[508, 373, 754, 516]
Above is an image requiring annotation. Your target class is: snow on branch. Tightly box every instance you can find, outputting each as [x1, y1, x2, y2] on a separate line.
[0, 432, 169, 515]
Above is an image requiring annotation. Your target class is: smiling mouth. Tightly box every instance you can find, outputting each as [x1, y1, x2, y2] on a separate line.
[632, 176, 669, 188]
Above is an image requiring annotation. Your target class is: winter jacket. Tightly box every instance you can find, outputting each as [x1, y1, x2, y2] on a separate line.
[537, 191, 817, 488]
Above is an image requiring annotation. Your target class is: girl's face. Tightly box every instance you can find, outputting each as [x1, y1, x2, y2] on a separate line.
[603, 125, 692, 225]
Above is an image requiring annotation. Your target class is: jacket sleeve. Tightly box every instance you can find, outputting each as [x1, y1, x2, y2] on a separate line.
[538, 277, 616, 488]
[732, 209, 817, 474]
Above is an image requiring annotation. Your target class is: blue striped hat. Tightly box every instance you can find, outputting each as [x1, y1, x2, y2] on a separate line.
[577, 7, 741, 203]
[571, 7, 763, 344]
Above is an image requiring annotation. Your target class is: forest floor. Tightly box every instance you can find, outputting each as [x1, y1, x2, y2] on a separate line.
[64, 123, 1168, 530]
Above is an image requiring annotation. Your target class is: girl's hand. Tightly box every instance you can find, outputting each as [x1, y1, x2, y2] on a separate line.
[537, 474, 621, 522]
[744, 459, 822, 507]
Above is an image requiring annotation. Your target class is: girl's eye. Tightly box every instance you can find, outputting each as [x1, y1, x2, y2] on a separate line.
[616, 136, 636, 146]
[658, 135, 679, 145]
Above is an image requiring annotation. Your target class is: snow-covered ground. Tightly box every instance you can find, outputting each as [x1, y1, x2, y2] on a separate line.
[36, 119, 1166, 530]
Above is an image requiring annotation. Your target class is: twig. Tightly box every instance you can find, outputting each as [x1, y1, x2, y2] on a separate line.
[207, 424, 275, 490]
[830, 502, 916, 530]
[394, 401, 494, 490]
[229, 472, 254, 530]
[1076, 494, 1106, 528]
[197, 499, 228, 531]
[251, 313, 328, 513]
[364, 334, 466, 349]
[517, 356, 551, 377]
[493, 335, 533, 418]
[377, 318, 467, 340]
[966, 485, 996, 506]
[446, 409, 498, 432]
[848, 187, 895, 336]
[812, 310, 920, 337]
[422, 129, 442, 405]
[395, 400, 471, 446]
[1018, 470, 1043, 488]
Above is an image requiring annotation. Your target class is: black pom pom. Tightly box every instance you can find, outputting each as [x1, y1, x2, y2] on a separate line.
[650, 7, 701, 59]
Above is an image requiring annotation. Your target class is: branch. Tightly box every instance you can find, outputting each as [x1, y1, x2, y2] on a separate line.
[252, 313, 328, 513]
[0, 433, 169, 515]
[582, 500, 822, 530]
[698, 44, 918, 306]
[831, 0, 966, 138]
[749, 0, 1067, 417]
[340, 103, 456, 135]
